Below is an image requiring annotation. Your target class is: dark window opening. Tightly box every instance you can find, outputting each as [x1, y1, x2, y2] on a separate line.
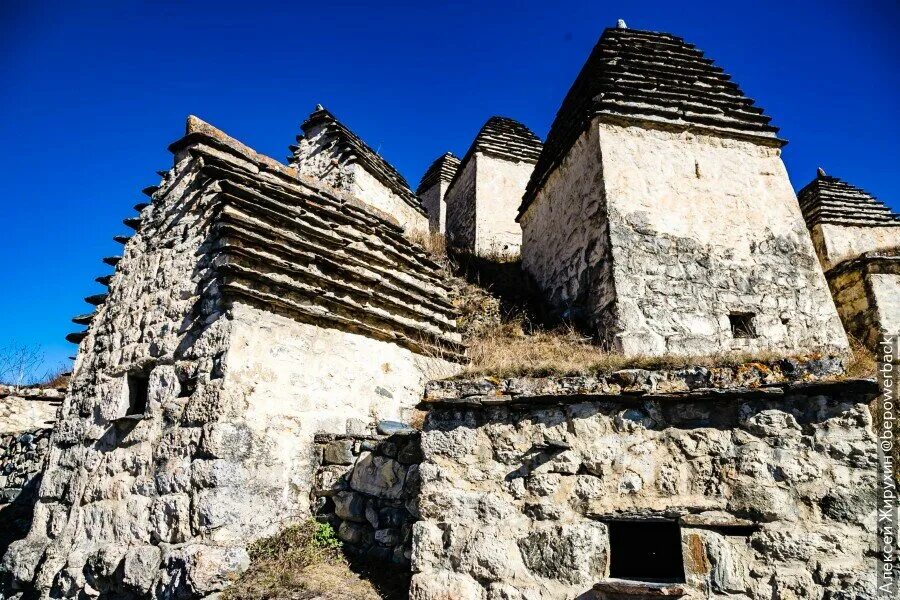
[607, 521, 685, 583]
[126, 373, 149, 416]
[729, 312, 757, 338]
[178, 375, 197, 398]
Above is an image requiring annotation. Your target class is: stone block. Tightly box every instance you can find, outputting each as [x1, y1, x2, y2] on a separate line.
[334, 491, 367, 523]
[350, 453, 406, 499]
[323, 439, 354, 465]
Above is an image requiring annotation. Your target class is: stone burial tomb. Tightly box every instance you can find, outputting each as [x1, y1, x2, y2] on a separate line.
[2, 116, 461, 599]
[416, 152, 461, 235]
[798, 169, 900, 348]
[518, 24, 849, 357]
[444, 116, 543, 258]
[291, 105, 430, 237]
[413, 362, 878, 600]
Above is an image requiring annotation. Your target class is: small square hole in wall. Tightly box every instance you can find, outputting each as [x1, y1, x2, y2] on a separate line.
[126, 372, 149, 416]
[729, 312, 757, 339]
[607, 521, 685, 583]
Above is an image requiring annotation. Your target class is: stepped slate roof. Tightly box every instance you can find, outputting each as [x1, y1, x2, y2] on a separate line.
[446, 116, 542, 197]
[295, 108, 424, 215]
[798, 171, 900, 228]
[520, 26, 784, 216]
[465, 116, 543, 164]
[416, 152, 461, 194]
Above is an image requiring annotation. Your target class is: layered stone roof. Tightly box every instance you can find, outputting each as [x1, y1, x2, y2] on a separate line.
[464, 116, 543, 165]
[798, 171, 900, 228]
[416, 152, 460, 194]
[521, 26, 783, 215]
[291, 107, 425, 215]
[68, 116, 462, 358]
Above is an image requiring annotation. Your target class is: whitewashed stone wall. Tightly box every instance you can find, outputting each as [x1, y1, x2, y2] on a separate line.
[445, 157, 477, 253]
[521, 121, 848, 356]
[412, 371, 877, 600]
[419, 180, 451, 234]
[811, 223, 900, 270]
[445, 154, 532, 258]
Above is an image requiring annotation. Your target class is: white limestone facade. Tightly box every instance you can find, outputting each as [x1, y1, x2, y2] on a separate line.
[521, 121, 848, 356]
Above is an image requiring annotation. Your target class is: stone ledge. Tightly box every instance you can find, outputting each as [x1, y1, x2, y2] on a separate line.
[0, 386, 65, 401]
[592, 579, 686, 597]
[420, 357, 874, 407]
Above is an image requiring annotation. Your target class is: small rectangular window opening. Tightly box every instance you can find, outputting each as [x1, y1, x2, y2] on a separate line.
[126, 372, 149, 416]
[608, 521, 685, 583]
[729, 312, 757, 339]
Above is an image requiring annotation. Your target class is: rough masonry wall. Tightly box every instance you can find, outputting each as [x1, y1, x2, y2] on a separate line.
[445, 157, 478, 253]
[520, 125, 618, 334]
[3, 146, 237, 599]
[3, 117, 461, 600]
[811, 223, 900, 270]
[523, 120, 848, 356]
[419, 181, 450, 234]
[412, 372, 877, 600]
[826, 256, 900, 348]
[0, 387, 62, 568]
[0, 427, 52, 567]
[473, 155, 531, 257]
[311, 430, 421, 567]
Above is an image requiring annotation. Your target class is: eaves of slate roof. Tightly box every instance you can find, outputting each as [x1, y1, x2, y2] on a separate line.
[416, 152, 461, 194]
[519, 26, 784, 218]
[297, 108, 425, 215]
[798, 172, 900, 228]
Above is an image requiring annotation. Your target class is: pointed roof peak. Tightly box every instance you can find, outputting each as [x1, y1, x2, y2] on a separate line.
[520, 25, 785, 216]
[297, 107, 422, 214]
[616, 18, 627, 29]
[417, 152, 462, 193]
[798, 173, 900, 228]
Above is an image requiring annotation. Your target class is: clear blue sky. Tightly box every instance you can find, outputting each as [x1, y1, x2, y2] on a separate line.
[1, 0, 898, 379]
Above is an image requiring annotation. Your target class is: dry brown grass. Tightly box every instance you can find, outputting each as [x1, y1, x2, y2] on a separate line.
[461, 317, 853, 378]
[845, 335, 877, 379]
[407, 231, 447, 263]
[223, 522, 381, 600]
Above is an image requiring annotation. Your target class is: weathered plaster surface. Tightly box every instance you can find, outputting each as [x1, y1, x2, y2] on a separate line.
[445, 157, 478, 253]
[0, 388, 61, 435]
[472, 155, 531, 257]
[445, 154, 532, 257]
[349, 164, 428, 236]
[522, 121, 848, 356]
[811, 223, 900, 270]
[222, 303, 455, 521]
[827, 260, 900, 348]
[419, 181, 451, 234]
[412, 379, 877, 600]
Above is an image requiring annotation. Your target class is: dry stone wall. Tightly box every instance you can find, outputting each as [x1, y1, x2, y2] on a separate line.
[412, 365, 877, 600]
[311, 427, 422, 567]
[2, 116, 460, 600]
